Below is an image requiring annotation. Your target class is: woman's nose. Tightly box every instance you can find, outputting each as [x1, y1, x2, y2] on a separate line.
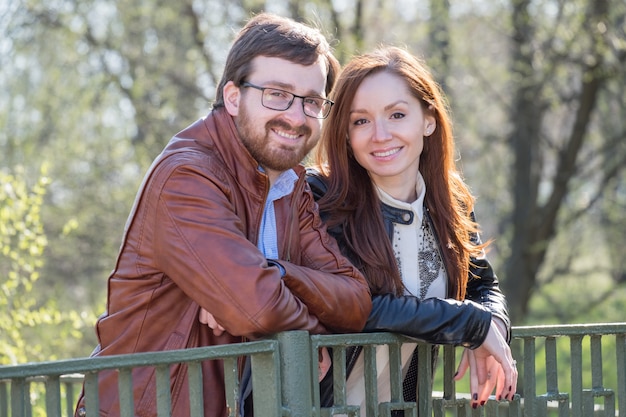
[372, 121, 391, 141]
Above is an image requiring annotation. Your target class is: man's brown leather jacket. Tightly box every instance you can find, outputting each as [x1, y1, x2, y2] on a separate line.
[74, 108, 371, 417]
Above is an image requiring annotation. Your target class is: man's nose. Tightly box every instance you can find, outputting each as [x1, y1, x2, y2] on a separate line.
[281, 97, 308, 125]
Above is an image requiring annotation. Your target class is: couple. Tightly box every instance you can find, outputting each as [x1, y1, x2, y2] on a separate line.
[75, 12, 517, 417]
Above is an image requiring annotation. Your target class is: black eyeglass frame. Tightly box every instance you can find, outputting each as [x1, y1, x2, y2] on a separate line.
[241, 82, 334, 119]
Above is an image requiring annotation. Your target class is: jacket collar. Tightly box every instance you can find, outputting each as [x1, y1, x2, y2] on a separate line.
[381, 203, 414, 225]
[202, 108, 270, 195]
[376, 172, 426, 226]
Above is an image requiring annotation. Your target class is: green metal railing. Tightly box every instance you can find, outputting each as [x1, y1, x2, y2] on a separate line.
[1, 323, 624, 416]
[512, 323, 626, 417]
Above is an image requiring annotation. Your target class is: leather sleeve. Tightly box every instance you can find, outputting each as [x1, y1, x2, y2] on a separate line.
[305, 170, 506, 344]
[146, 157, 332, 339]
[363, 294, 492, 349]
[276, 175, 371, 334]
[465, 213, 511, 342]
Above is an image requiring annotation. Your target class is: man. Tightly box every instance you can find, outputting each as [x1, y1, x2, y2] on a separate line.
[74, 13, 372, 417]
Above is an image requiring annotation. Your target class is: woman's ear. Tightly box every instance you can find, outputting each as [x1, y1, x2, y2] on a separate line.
[223, 81, 241, 116]
[424, 105, 437, 137]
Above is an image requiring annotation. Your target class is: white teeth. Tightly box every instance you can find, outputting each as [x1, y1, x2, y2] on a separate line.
[373, 148, 400, 157]
[276, 130, 299, 139]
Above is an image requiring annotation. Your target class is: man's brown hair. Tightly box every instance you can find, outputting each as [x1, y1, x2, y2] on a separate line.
[213, 13, 339, 109]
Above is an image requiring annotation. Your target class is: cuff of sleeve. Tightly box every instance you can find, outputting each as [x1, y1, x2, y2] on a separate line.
[267, 259, 286, 277]
[492, 316, 510, 343]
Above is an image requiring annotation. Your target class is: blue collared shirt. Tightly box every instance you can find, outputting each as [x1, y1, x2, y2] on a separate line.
[257, 168, 299, 259]
[240, 168, 298, 415]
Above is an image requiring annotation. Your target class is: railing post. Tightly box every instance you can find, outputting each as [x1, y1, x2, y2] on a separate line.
[617, 334, 626, 417]
[522, 337, 536, 417]
[277, 331, 313, 417]
[0, 381, 8, 417]
[416, 344, 432, 417]
[570, 335, 584, 417]
[44, 375, 62, 417]
[83, 372, 99, 417]
[250, 345, 281, 416]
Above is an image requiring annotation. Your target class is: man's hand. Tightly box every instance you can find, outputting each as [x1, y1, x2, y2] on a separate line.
[199, 308, 226, 336]
[318, 347, 331, 382]
[200, 308, 332, 382]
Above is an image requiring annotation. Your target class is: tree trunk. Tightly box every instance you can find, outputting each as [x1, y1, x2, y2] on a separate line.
[503, 0, 609, 324]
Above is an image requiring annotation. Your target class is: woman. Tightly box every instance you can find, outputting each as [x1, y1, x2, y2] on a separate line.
[308, 46, 517, 413]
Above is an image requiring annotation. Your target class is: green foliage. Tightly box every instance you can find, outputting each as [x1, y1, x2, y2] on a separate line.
[0, 165, 97, 365]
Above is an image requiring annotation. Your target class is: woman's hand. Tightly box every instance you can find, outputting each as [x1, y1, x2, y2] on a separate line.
[454, 320, 518, 409]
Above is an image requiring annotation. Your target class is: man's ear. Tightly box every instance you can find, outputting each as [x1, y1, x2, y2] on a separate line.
[223, 81, 241, 116]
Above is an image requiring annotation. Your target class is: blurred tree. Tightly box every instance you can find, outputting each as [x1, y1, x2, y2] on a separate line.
[501, 0, 626, 323]
[0, 166, 96, 363]
[428, 0, 451, 85]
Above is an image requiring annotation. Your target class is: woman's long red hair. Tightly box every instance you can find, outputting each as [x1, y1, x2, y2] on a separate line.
[313, 46, 485, 300]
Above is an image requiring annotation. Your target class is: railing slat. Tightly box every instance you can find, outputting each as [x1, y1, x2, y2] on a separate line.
[222, 357, 239, 417]
[388, 342, 402, 402]
[117, 368, 133, 417]
[485, 399, 498, 416]
[83, 372, 99, 417]
[617, 333, 626, 417]
[416, 343, 432, 417]
[605, 392, 616, 417]
[570, 335, 584, 417]
[331, 345, 348, 406]
[187, 361, 204, 417]
[522, 337, 536, 417]
[544, 337, 558, 394]
[442, 344, 456, 400]
[10, 377, 27, 417]
[0, 381, 8, 417]
[250, 349, 281, 417]
[509, 395, 522, 417]
[590, 335, 603, 390]
[63, 379, 76, 417]
[363, 344, 378, 417]
[155, 365, 170, 417]
[45, 375, 62, 417]
[541, 336, 569, 416]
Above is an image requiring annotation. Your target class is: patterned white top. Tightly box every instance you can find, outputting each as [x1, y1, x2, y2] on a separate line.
[376, 172, 447, 300]
[345, 172, 447, 416]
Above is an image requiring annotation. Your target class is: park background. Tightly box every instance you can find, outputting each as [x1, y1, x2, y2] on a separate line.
[1, 2, 625, 399]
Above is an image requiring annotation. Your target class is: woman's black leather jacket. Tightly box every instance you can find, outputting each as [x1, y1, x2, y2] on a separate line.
[307, 171, 511, 407]
[306, 170, 511, 346]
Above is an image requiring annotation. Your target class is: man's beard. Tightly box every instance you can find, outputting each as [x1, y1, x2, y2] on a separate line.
[236, 103, 318, 172]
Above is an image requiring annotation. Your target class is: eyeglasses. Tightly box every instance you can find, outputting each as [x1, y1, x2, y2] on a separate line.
[241, 82, 334, 119]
